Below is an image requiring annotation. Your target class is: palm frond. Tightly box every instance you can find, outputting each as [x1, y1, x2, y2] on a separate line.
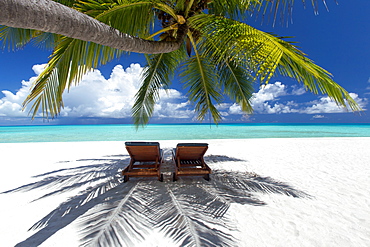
[173, 0, 186, 12]
[189, 14, 361, 112]
[190, 14, 281, 82]
[0, 26, 38, 50]
[0, 25, 58, 51]
[52, 0, 80, 7]
[208, 0, 260, 19]
[132, 47, 187, 126]
[76, 0, 180, 39]
[32, 32, 60, 50]
[276, 47, 359, 111]
[217, 60, 254, 113]
[252, 0, 338, 26]
[23, 36, 124, 118]
[180, 32, 222, 123]
[76, 0, 155, 38]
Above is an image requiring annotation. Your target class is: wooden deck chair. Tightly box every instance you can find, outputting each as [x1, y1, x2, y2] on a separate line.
[172, 143, 211, 181]
[122, 142, 163, 182]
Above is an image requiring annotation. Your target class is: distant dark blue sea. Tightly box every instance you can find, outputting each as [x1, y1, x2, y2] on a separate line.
[1, 124, 370, 143]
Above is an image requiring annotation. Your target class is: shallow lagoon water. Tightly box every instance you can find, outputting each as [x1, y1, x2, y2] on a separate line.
[1, 124, 370, 143]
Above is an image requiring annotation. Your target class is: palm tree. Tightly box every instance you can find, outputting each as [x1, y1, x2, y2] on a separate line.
[0, 0, 360, 126]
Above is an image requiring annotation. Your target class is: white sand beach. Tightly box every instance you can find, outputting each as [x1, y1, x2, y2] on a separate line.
[1, 138, 369, 247]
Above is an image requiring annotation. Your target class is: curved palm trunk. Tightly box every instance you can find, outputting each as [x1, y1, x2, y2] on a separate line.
[0, 0, 186, 54]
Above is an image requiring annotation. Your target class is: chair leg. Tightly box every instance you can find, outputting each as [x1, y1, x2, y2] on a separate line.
[203, 174, 210, 181]
[123, 175, 129, 183]
[172, 172, 177, 182]
[159, 173, 164, 182]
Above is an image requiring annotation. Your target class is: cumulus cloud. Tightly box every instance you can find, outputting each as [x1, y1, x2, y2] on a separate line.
[0, 69, 38, 117]
[60, 64, 146, 118]
[291, 85, 306, 95]
[250, 82, 290, 113]
[1, 65, 367, 123]
[153, 90, 192, 119]
[228, 103, 243, 115]
[228, 82, 291, 114]
[0, 63, 193, 120]
[252, 82, 287, 103]
[300, 93, 367, 114]
[227, 82, 367, 115]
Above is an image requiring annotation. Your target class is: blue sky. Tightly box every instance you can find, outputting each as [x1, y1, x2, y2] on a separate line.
[1, 1, 369, 126]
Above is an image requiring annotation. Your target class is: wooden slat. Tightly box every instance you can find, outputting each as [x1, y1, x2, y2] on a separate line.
[177, 169, 210, 175]
[126, 145, 161, 161]
[123, 143, 163, 182]
[173, 144, 211, 180]
[131, 164, 157, 168]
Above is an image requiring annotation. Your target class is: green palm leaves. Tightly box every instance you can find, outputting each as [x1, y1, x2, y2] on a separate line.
[132, 48, 186, 126]
[23, 37, 124, 118]
[0, 0, 360, 125]
[191, 14, 359, 111]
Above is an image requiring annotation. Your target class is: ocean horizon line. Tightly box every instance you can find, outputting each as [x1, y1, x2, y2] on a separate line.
[2, 122, 370, 128]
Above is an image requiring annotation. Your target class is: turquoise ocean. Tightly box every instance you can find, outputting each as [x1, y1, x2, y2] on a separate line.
[1, 124, 370, 143]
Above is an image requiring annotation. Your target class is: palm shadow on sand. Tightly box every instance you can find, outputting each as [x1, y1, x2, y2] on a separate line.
[2, 151, 311, 247]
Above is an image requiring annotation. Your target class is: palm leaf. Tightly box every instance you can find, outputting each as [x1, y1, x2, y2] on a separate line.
[132, 47, 186, 126]
[76, 0, 180, 39]
[0, 26, 38, 50]
[208, 0, 260, 19]
[0, 27, 60, 51]
[180, 32, 222, 123]
[52, 0, 81, 7]
[190, 14, 282, 82]
[217, 60, 254, 113]
[252, 0, 338, 26]
[23, 36, 124, 118]
[76, 0, 154, 38]
[190, 14, 361, 112]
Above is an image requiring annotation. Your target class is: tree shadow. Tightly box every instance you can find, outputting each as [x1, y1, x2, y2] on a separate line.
[2, 154, 311, 247]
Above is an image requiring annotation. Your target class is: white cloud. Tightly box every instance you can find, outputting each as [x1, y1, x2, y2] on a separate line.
[228, 82, 367, 115]
[301, 93, 367, 114]
[228, 103, 243, 115]
[61, 64, 142, 118]
[1, 66, 367, 122]
[251, 82, 289, 113]
[300, 96, 345, 114]
[263, 101, 299, 114]
[229, 82, 290, 114]
[0, 70, 37, 117]
[291, 85, 306, 95]
[0, 63, 193, 120]
[252, 82, 287, 102]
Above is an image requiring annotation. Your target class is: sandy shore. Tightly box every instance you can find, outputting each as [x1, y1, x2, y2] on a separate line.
[1, 138, 369, 247]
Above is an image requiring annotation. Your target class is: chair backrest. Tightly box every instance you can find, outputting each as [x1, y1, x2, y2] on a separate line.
[175, 143, 208, 160]
[125, 142, 161, 161]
